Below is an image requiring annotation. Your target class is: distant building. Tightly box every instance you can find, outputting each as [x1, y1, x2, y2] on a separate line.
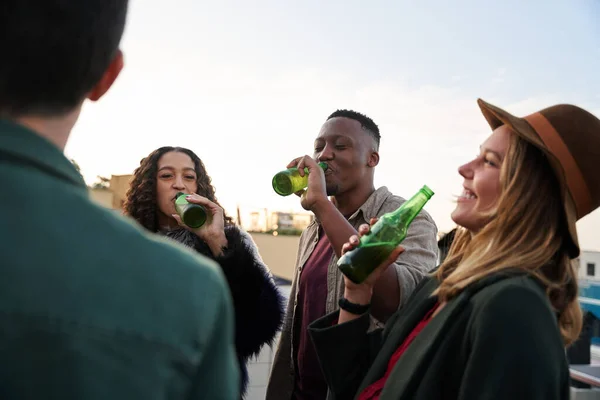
[269, 211, 313, 232]
[89, 174, 133, 211]
[245, 208, 313, 234]
[577, 251, 600, 281]
[578, 251, 600, 320]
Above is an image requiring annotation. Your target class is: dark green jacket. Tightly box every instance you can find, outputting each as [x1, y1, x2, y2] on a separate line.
[309, 271, 569, 400]
[0, 120, 240, 399]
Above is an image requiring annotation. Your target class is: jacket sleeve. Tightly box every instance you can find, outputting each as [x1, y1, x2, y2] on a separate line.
[309, 311, 383, 400]
[458, 283, 570, 400]
[389, 210, 438, 307]
[213, 227, 286, 359]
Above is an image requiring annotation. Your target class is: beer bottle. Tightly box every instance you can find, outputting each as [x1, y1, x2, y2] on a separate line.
[337, 185, 434, 284]
[174, 192, 208, 229]
[272, 162, 328, 196]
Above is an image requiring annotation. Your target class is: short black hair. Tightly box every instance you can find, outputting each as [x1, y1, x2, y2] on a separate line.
[327, 109, 381, 147]
[0, 0, 129, 117]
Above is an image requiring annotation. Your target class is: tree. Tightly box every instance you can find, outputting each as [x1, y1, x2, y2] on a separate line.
[70, 159, 83, 177]
[92, 176, 110, 190]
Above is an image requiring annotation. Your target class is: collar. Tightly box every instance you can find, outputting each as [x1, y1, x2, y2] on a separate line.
[309, 186, 393, 227]
[0, 119, 87, 189]
[347, 186, 393, 222]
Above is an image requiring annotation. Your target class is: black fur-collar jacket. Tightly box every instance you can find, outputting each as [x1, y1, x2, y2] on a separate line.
[164, 225, 285, 396]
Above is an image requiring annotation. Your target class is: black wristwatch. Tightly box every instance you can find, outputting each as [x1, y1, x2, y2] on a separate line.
[338, 297, 371, 315]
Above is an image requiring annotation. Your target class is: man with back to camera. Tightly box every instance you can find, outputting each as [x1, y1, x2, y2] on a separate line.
[0, 1, 239, 398]
[266, 109, 439, 399]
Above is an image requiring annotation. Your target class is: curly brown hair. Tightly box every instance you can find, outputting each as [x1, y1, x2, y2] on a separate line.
[123, 146, 234, 232]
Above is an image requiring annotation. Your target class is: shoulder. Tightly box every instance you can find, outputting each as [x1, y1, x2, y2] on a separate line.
[93, 203, 229, 297]
[23, 194, 234, 350]
[464, 275, 566, 368]
[469, 275, 558, 332]
[472, 275, 549, 307]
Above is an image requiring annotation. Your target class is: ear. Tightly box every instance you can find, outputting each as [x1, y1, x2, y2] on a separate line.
[87, 49, 124, 102]
[368, 150, 380, 168]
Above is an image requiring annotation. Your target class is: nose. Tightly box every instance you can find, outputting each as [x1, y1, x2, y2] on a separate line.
[316, 144, 334, 162]
[172, 175, 186, 190]
[458, 160, 474, 180]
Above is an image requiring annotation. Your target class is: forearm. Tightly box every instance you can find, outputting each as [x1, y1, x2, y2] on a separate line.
[312, 199, 358, 257]
[339, 276, 399, 325]
[371, 265, 400, 322]
[338, 287, 373, 324]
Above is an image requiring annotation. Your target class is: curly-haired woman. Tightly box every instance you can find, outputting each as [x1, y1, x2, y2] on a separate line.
[123, 146, 285, 398]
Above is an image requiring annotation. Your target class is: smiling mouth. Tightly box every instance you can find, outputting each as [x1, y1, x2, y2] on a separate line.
[458, 189, 477, 200]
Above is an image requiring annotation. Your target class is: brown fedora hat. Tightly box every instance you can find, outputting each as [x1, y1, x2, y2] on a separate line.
[477, 98, 600, 258]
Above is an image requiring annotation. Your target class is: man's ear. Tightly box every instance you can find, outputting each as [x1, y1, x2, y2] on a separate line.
[87, 50, 124, 102]
[368, 150, 380, 167]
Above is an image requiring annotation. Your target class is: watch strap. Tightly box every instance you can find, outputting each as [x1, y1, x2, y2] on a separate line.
[338, 297, 371, 315]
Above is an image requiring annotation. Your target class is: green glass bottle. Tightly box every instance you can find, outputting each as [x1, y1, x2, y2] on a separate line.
[174, 192, 208, 229]
[337, 185, 434, 284]
[272, 162, 328, 196]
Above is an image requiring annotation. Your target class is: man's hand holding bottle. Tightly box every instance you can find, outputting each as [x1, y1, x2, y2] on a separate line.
[287, 155, 328, 212]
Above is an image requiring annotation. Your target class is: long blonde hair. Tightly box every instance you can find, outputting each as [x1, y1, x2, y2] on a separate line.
[435, 133, 582, 345]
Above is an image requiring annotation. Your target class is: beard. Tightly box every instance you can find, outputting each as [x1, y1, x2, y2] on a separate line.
[326, 183, 339, 196]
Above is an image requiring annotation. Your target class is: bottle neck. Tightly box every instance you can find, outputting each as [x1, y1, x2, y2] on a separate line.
[387, 191, 430, 225]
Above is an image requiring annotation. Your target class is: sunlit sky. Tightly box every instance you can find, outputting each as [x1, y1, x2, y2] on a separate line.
[65, 0, 600, 250]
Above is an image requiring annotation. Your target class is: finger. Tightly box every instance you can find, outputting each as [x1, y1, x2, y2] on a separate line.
[341, 242, 352, 255]
[358, 224, 370, 236]
[302, 156, 320, 172]
[383, 245, 405, 265]
[171, 214, 186, 228]
[370, 246, 405, 283]
[348, 235, 360, 247]
[286, 157, 303, 169]
[297, 156, 307, 177]
[294, 188, 306, 198]
[369, 217, 379, 225]
[186, 194, 218, 209]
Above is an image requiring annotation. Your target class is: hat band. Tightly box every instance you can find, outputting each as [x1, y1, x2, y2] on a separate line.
[524, 112, 592, 218]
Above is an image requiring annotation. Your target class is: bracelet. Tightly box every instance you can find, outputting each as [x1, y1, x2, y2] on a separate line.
[338, 297, 371, 315]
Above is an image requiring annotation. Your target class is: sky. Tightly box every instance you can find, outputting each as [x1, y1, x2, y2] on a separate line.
[65, 0, 600, 250]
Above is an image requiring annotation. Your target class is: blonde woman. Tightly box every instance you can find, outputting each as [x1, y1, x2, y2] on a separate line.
[308, 99, 600, 400]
